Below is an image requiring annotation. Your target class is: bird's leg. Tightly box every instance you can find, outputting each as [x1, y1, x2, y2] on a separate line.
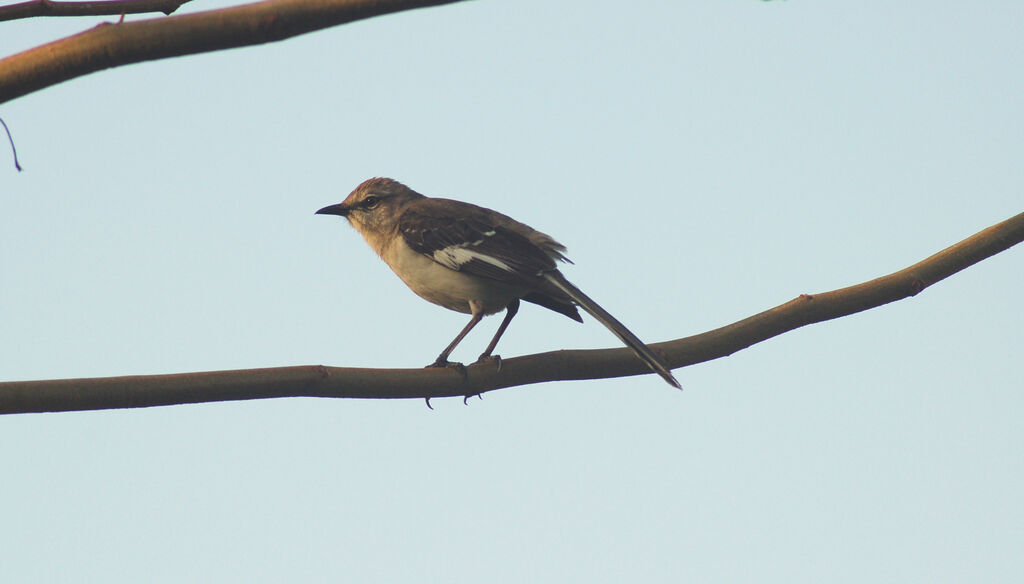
[462, 300, 520, 404]
[427, 302, 485, 375]
[474, 298, 520, 371]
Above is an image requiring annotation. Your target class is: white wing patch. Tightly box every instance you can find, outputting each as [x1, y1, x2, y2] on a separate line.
[433, 245, 513, 273]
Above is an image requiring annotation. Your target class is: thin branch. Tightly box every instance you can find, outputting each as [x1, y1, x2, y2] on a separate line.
[0, 117, 23, 170]
[2, 211, 1021, 415]
[0, 0, 470, 105]
[0, 0, 191, 22]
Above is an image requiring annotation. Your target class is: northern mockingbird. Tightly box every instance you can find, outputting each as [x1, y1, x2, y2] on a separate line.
[316, 177, 680, 388]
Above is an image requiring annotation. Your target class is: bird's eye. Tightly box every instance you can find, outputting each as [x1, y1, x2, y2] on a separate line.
[362, 196, 380, 209]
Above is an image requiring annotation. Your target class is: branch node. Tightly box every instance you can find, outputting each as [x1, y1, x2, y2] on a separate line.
[907, 277, 925, 296]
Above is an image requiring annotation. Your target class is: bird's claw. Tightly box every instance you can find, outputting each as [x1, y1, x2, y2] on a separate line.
[460, 354, 500, 405]
[426, 358, 468, 381]
[474, 354, 503, 373]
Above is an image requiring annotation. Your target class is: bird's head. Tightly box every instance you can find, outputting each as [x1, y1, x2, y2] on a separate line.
[316, 177, 421, 235]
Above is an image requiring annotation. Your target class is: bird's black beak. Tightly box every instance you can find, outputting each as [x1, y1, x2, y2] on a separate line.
[315, 203, 349, 217]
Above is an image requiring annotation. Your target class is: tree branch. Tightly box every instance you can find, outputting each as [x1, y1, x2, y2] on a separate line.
[0, 0, 470, 105]
[3, 211, 1021, 415]
[0, 0, 192, 23]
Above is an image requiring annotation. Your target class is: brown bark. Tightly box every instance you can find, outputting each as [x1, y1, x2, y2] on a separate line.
[0, 0, 192, 23]
[0, 0, 469, 104]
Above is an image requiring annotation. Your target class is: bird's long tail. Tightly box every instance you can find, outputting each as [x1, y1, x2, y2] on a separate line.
[543, 273, 681, 389]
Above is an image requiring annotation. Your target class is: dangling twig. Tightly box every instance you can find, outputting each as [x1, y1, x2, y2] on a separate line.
[0, 118, 23, 171]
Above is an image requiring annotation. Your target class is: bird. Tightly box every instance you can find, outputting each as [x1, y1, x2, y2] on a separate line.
[316, 177, 680, 388]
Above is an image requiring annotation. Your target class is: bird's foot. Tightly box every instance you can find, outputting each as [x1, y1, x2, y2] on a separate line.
[460, 354, 501, 404]
[426, 358, 467, 381]
[473, 354, 503, 373]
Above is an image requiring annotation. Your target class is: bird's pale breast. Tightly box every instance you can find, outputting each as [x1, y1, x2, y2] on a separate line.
[382, 237, 521, 315]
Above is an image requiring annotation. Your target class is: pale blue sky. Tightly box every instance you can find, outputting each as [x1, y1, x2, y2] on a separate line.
[1, 1, 1022, 582]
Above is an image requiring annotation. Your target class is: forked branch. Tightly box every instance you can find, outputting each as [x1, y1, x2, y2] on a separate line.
[2, 211, 1021, 414]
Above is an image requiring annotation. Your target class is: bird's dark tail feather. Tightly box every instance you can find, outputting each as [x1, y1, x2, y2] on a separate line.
[543, 273, 681, 389]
